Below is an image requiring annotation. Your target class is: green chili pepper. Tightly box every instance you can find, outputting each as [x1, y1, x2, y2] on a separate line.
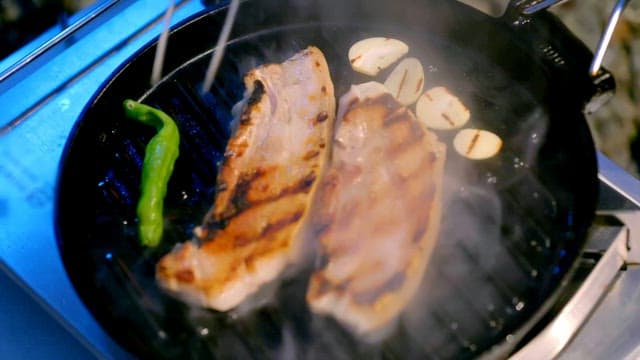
[123, 99, 180, 247]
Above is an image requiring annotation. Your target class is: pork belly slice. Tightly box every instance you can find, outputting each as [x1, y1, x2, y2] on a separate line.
[306, 82, 446, 335]
[156, 46, 336, 311]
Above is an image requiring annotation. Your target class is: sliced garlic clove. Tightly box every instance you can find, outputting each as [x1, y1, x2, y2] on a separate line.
[453, 128, 503, 160]
[348, 37, 409, 76]
[384, 57, 425, 105]
[415, 87, 470, 130]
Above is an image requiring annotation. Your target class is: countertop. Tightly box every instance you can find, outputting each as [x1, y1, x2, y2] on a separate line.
[0, 269, 94, 359]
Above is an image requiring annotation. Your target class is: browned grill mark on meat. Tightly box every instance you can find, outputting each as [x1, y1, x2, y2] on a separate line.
[333, 140, 347, 150]
[316, 111, 329, 124]
[364, 93, 400, 111]
[413, 221, 429, 244]
[388, 125, 425, 157]
[420, 184, 436, 206]
[391, 149, 437, 183]
[337, 163, 363, 182]
[238, 81, 266, 126]
[239, 111, 251, 125]
[176, 269, 195, 283]
[225, 168, 268, 217]
[303, 150, 321, 161]
[247, 80, 266, 107]
[244, 254, 257, 271]
[427, 151, 437, 165]
[353, 272, 406, 305]
[341, 98, 361, 119]
[233, 234, 254, 247]
[230, 142, 249, 157]
[350, 54, 363, 64]
[232, 209, 304, 248]
[261, 210, 304, 238]
[216, 182, 228, 192]
[292, 172, 317, 194]
[332, 200, 360, 230]
[225, 171, 317, 221]
[312, 274, 333, 297]
[394, 154, 438, 183]
[312, 222, 332, 239]
[384, 107, 410, 127]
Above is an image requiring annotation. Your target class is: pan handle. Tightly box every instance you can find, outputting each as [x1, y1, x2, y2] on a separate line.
[503, 0, 617, 114]
[509, 0, 632, 77]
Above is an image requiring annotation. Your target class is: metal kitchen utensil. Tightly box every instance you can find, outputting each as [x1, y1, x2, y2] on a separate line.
[590, 0, 632, 76]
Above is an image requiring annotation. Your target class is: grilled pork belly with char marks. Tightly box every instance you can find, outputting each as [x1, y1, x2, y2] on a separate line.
[156, 46, 335, 311]
[306, 81, 446, 335]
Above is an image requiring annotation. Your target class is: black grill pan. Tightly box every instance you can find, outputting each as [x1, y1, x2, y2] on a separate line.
[55, 0, 610, 358]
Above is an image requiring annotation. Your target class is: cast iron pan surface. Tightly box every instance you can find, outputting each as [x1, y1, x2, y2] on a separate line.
[56, 1, 600, 358]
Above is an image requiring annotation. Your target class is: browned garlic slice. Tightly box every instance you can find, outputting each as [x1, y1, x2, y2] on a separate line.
[415, 87, 470, 130]
[453, 129, 502, 160]
[348, 37, 409, 76]
[384, 57, 425, 105]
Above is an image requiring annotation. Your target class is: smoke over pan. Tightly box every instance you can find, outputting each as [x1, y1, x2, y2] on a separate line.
[55, 0, 599, 359]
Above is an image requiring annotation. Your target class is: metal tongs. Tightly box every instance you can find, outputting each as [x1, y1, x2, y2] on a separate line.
[150, 0, 241, 92]
[589, 0, 632, 77]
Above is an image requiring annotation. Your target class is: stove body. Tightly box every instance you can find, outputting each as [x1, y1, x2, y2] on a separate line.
[0, 1, 638, 359]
